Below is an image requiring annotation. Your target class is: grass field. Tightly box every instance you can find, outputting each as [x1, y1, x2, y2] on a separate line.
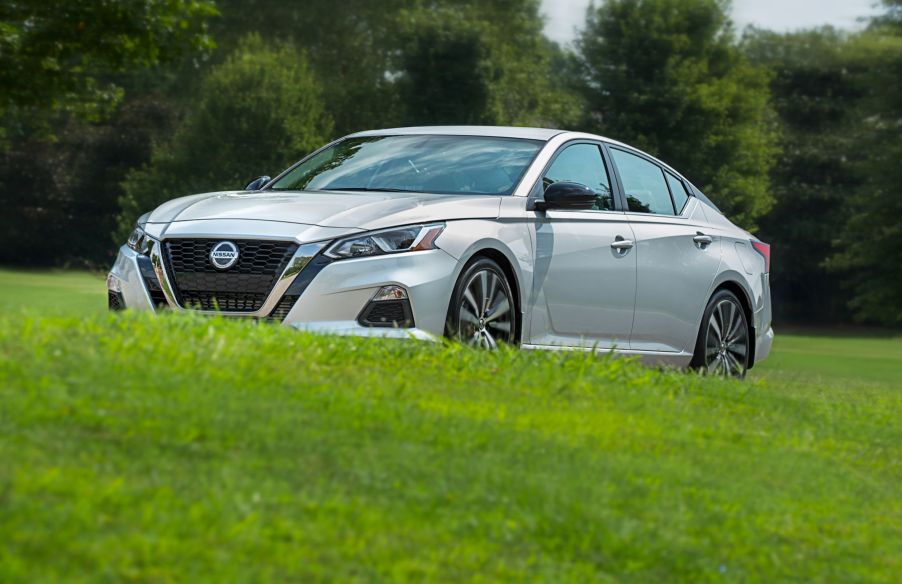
[1, 269, 900, 581]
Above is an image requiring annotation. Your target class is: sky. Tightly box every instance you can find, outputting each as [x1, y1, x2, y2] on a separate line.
[541, 0, 883, 44]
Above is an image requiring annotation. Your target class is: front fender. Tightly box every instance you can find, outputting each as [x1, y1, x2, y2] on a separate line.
[435, 219, 534, 328]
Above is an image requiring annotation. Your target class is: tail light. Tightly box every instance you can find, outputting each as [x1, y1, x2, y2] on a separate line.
[751, 240, 770, 273]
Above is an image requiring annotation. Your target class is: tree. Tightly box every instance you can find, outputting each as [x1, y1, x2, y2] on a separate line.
[827, 1, 902, 325]
[397, 17, 495, 125]
[207, 0, 579, 134]
[116, 35, 332, 239]
[0, 0, 216, 145]
[742, 27, 865, 324]
[575, 0, 778, 229]
[395, 2, 580, 128]
[0, 95, 177, 266]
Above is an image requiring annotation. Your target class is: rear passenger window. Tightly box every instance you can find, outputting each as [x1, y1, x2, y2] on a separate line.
[543, 143, 614, 211]
[665, 171, 690, 213]
[610, 149, 676, 215]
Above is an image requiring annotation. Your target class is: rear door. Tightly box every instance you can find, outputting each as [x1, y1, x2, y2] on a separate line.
[528, 142, 637, 349]
[607, 146, 722, 353]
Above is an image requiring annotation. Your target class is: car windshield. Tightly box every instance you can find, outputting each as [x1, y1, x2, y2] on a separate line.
[269, 135, 543, 195]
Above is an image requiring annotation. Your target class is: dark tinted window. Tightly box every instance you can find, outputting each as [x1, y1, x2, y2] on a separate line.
[270, 135, 542, 195]
[665, 171, 690, 213]
[543, 144, 613, 210]
[610, 149, 675, 215]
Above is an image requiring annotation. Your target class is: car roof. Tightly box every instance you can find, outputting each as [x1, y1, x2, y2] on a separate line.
[347, 126, 568, 141]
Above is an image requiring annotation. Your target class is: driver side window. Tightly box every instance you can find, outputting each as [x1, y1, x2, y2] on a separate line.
[543, 144, 613, 211]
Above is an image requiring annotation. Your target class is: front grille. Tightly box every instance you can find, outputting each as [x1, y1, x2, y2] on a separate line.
[136, 255, 168, 309]
[149, 288, 168, 309]
[163, 239, 298, 312]
[268, 295, 299, 322]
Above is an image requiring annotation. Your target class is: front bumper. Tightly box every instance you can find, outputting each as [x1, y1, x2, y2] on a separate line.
[107, 243, 460, 339]
[108, 246, 156, 311]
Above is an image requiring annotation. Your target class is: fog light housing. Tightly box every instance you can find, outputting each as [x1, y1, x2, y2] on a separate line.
[358, 286, 414, 328]
[106, 273, 122, 294]
[372, 285, 408, 302]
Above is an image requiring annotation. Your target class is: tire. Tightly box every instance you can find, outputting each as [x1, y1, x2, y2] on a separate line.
[690, 289, 750, 378]
[446, 257, 518, 348]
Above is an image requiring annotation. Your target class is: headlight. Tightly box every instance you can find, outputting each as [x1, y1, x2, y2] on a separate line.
[126, 223, 154, 256]
[325, 223, 445, 259]
[126, 213, 154, 255]
[126, 226, 145, 252]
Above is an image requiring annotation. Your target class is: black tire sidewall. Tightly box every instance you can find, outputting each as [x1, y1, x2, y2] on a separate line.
[445, 257, 517, 345]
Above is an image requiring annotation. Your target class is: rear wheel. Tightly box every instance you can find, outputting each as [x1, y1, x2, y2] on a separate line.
[691, 290, 749, 378]
[446, 258, 517, 348]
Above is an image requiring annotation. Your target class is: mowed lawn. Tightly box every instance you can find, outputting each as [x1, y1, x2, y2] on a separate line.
[1, 269, 900, 581]
[0, 269, 107, 315]
[757, 333, 902, 386]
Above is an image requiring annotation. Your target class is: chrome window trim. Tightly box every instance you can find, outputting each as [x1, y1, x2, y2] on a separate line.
[149, 239, 328, 317]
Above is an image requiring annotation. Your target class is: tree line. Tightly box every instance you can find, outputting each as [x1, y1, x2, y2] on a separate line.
[0, 0, 899, 327]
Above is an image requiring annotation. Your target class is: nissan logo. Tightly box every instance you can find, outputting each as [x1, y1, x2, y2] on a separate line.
[210, 241, 239, 270]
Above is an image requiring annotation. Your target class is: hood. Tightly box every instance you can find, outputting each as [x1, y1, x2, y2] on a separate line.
[146, 190, 503, 231]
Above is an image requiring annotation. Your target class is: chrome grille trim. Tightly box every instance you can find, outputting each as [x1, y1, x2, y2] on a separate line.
[150, 239, 328, 317]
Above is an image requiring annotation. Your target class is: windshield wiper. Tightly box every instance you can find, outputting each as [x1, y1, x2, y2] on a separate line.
[321, 187, 416, 193]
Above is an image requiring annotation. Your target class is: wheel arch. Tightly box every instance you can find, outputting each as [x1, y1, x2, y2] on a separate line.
[454, 246, 524, 344]
[710, 279, 757, 368]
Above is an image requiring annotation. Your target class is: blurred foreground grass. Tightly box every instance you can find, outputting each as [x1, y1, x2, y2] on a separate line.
[0, 269, 900, 581]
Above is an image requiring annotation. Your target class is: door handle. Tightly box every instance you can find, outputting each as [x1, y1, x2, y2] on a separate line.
[693, 233, 713, 248]
[611, 237, 634, 253]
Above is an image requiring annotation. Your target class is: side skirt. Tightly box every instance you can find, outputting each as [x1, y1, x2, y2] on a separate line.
[520, 343, 694, 368]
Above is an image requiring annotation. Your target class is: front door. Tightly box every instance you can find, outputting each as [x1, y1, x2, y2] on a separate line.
[528, 142, 637, 349]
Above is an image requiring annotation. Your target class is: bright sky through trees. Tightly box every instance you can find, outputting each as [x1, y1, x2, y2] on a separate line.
[542, 0, 882, 43]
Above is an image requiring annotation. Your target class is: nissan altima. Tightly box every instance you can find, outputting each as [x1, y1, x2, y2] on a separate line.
[108, 126, 773, 377]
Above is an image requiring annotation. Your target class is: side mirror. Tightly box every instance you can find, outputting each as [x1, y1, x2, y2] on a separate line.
[244, 176, 271, 191]
[536, 181, 597, 211]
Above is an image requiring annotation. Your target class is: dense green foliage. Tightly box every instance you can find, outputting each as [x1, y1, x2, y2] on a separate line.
[210, 0, 407, 134]
[116, 36, 332, 240]
[575, 0, 777, 229]
[0, 96, 177, 266]
[0, 290, 900, 580]
[828, 5, 902, 326]
[742, 28, 865, 324]
[397, 4, 579, 127]
[0, 0, 901, 326]
[207, 0, 576, 134]
[0, 0, 216, 145]
[398, 17, 495, 125]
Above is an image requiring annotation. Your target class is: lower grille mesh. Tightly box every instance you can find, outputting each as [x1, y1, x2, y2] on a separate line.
[137, 255, 169, 309]
[268, 295, 299, 322]
[358, 299, 414, 328]
[163, 239, 298, 312]
[108, 291, 125, 311]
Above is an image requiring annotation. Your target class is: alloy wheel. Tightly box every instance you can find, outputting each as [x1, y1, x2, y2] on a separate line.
[457, 268, 514, 348]
[704, 298, 748, 377]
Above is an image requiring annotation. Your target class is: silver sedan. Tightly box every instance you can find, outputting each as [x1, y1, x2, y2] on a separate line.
[109, 126, 773, 377]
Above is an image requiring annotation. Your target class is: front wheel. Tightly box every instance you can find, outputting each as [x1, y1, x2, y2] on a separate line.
[691, 290, 750, 378]
[446, 258, 517, 348]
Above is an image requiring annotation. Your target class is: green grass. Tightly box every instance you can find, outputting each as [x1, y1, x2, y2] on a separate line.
[0, 268, 106, 315]
[757, 334, 902, 386]
[1, 270, 900, 581]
